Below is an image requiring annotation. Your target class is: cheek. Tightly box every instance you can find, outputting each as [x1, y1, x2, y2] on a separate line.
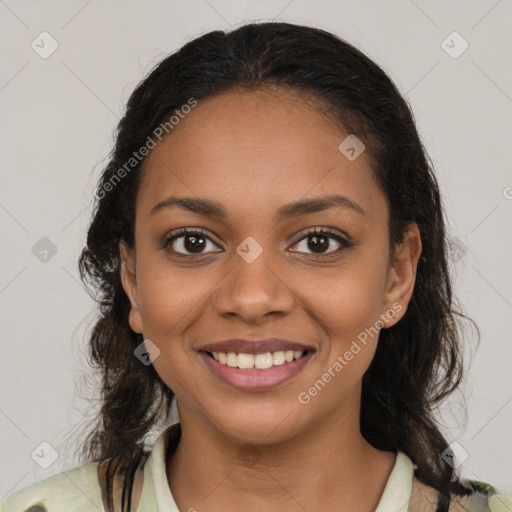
[302, 255, 389, 374]
[136, 255, 213, 338]
[307, 260, 388, 335]
[134, 256, 203, 391]
[315, 292, 381, 383]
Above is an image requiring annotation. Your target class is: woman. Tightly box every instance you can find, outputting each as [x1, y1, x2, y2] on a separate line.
[2, 21, 510, 512]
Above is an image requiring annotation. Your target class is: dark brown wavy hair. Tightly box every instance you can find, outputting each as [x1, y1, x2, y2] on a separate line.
[78, 21, 484, 511]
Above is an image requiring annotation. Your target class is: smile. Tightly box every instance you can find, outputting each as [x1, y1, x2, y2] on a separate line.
[199, 350, 315, 391]
[210, 350, 305, 369]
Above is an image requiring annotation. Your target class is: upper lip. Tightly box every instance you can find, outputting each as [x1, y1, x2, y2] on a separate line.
[198, 338, 315, 354]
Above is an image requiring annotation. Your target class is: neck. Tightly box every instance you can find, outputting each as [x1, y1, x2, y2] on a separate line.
[166, 393, 396, 512]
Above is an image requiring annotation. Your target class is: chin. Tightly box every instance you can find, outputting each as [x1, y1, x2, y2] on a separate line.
[205, 404, 304, 445]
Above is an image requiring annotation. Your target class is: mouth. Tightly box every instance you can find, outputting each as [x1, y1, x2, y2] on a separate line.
[198, 349, 315, 391]
[203, 349, 313, 369]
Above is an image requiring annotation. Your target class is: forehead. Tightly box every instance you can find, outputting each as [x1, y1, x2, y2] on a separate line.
[137, 88, 386, 224]
[148, 87, 345, 157]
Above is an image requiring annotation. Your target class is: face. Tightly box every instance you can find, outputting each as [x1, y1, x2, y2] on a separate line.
[120, 88, 421, 444]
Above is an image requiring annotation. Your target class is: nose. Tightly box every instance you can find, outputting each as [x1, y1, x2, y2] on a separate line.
[212, 242, 295, 324]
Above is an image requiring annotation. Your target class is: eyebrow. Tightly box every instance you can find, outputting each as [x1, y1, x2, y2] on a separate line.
[149, 194, 366, 221]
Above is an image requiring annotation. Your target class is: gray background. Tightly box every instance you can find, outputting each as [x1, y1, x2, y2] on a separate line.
[1, 0, 511, 499]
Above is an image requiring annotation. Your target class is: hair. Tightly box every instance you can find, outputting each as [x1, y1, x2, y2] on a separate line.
[78, 21, 483, 512]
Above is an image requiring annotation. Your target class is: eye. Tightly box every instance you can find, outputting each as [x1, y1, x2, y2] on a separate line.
[162, 228, 222, 256]
[162, 227, 351, 258]
[290, 228, 351, 255]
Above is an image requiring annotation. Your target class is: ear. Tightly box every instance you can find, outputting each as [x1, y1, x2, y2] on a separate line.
[381, 222, 422, 328]
[119, 240, 143, 334]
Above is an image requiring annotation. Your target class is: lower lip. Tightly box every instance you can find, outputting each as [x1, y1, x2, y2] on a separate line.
[199, 351, 314, 391]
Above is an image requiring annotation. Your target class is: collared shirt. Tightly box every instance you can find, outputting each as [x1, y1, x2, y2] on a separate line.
[1, 422, 511, 512]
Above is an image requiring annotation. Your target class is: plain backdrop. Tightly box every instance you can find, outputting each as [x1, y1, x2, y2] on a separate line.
[1, 0, 511, 499]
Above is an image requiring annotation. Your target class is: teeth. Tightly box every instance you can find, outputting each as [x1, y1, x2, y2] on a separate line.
[238, 353, 255, 369]
[273, 351, 285, 365]
[210, 350, 305, 369]
[227, 353, 238, 367]
[255, 352, 273, 369]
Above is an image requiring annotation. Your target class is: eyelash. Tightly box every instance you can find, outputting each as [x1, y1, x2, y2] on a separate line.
[162, 227, 351, 258]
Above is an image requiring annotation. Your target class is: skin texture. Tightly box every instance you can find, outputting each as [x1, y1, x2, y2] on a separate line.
[120, 88, 422, 512]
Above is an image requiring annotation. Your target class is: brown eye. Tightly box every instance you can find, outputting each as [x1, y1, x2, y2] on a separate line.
[163, 229, 222, 256]
[290, 228, 350, 255]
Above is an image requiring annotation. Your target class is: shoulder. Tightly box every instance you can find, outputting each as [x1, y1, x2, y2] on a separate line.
[486, 494, 512, 512]
[410, 476, 512, 512]
[450, 489, 512, 512]
[0, 461, 103, 512]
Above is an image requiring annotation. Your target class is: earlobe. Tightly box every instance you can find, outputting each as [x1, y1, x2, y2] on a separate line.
[381, 223, 422, 328]
[119, 241, 143, 334]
